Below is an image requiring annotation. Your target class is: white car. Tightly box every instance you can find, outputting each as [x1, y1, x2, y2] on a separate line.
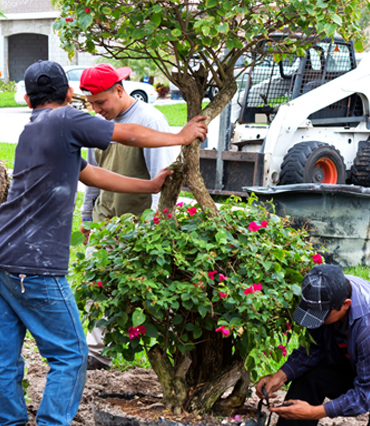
[14, 65, 158, 105]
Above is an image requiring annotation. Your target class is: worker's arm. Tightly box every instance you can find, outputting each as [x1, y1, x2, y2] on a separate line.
[111, 115, 207, 147]
[79, 163, 173, 194]
[270, 401, 327, 421]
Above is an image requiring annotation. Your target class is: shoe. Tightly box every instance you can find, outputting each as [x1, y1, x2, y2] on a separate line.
[87, 356, 110, 370]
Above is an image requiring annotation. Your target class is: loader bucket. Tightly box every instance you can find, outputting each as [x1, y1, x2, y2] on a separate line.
[242, 184, 370, 267]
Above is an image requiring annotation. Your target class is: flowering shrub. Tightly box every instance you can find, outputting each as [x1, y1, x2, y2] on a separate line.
[154, 83, 170, 98]
[74, 195, 319, 413]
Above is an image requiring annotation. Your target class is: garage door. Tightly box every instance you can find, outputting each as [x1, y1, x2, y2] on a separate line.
[8, 34, 48, 82]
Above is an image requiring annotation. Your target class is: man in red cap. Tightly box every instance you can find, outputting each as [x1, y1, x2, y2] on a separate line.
[79, 63, 179, 370]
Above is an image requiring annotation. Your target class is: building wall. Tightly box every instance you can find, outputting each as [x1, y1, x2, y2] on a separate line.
[0, 0, 102, 81]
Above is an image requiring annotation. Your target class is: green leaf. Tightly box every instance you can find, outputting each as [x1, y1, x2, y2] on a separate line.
[331, 14, 342, 25]
[273, 262, 281, 273]
[101, 6, 112, 14]
[144, 323, 158, 338]
[215, 230, 227, 244]
[76, 251, 85, 260]
[70, 231, 85, 246]
[79, 13, 94, 30]
[354, 39, 364, 52]
[216, 23, 229, 34]
[117, 312, 128, 328]
[291, 284, 302, 296]
[173, 314, 183, 325]
[132, 308, 146, 327]
[153, 5, 162, 13]
[172, 28, 182, 37]
[198, 305, 207, 318]
[151, 13, 162, 28]
[205, 0, 218, 7]
[223, 1, 234, 10]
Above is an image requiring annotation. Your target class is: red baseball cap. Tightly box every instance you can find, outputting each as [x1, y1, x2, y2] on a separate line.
[79, 63, 132, 95]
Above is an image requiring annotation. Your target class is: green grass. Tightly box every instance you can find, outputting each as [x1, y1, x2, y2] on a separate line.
[155, 101, 209, 127]
[0, 142, 87, 168]
[0, 92, 25, 108]
[0, 142, 16, 168]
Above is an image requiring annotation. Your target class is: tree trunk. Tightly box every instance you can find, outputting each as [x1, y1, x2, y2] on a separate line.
[148, 330, 249, 416]
[0, 161, 9, 205]
[159, 76, 238, 215]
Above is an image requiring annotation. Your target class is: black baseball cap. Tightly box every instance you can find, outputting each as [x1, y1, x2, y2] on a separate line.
[293, 265, 349, 329]
[25, 60, 69, 96]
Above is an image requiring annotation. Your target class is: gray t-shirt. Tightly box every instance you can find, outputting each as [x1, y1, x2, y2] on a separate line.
[0, 106, 114, 276]
[81, 100, 177, 219]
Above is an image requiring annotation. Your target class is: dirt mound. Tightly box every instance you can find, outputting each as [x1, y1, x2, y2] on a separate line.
[21, 338, 368, 426]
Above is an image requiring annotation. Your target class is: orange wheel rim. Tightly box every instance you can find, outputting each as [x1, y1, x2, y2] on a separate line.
[313, 157, 337, 184]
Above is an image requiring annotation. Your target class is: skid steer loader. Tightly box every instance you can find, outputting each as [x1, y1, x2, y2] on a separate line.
[200, 37, 370, 195]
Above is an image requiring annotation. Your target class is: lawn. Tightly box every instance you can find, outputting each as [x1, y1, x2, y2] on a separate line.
[155, 101, 209, 127]
[0, 92, 25, 108]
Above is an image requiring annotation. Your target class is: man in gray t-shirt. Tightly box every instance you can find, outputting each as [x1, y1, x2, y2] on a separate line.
[79, 64, 178, 369]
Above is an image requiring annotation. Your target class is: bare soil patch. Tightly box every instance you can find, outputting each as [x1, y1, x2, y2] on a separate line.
[22, 338, 368, 426]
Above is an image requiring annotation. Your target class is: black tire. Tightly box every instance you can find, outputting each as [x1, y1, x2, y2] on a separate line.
[279, 141, 346, 185]
[130, 90, 148, 103]
[351, 144, 370, 186]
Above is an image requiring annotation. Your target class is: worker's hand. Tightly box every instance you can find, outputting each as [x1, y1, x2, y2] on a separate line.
[178, 115, 208, 144]
[80, 222, 91, 245]
[270, 400, 326, 421]
[151, 167, 174, 193]
[255, 370, 287, 399]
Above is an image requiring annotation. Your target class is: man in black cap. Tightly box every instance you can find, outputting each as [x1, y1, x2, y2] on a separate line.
[0, 60, 207, 426]
[256, 264, 370, 425]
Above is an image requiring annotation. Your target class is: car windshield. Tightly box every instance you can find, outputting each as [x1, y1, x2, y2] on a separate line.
[65, 69, 85, 82]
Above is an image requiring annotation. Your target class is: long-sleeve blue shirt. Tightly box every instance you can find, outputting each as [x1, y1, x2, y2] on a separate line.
[281, 275, 370, 418]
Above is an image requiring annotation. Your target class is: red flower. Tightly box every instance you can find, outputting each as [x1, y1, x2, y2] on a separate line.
[312, 253, 323, 264]
[208, 270, 218, 280]
[167, 213, 172, 219]
[153, 216, 160, 225]
[163, 208, 168, 213]
[85, 7, 90, 13]
[261, 220, 268, 228]
[97, 281, 103, 288]
[128, 325, 147, 339]
[219, 291, 227, 299]
[277, 344, 287, 357]
[187, 206, 197, 216]
[286, 321, 292, 331]
[65, 17, 74, 22]
[244, 283, 262, 295]
[248, 221, 261, 232]
[215, 325, 230, 337]
[176, 202, 184, 208]
[219, 273, 227, 283]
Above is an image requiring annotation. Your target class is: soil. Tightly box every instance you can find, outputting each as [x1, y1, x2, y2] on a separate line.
[22, 337, 368, 426]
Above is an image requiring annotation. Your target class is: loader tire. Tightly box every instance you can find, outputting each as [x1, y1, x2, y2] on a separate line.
[351, 144, 370, 187]
[279, 141, 346, 185]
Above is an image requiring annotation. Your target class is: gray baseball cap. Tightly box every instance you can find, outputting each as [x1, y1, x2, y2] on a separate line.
[293, 265, 349, 329]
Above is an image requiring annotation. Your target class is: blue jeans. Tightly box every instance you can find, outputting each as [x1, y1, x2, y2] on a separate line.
[0, 270, 88, 426]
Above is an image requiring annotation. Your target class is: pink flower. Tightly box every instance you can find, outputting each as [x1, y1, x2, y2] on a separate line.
[219, 273, 227, 283]
[219, 292, 227, 299]
[97, 281, 103, 288]
[261, 220, 268, 228]
[153, 216, 160, 225]
[85, 7, 90, 13]
[194, 283, 198, 287]
[312, 253, 323, 264]
[248, 221, 261, 232]
[215, 325, 230, 337]
[163, 208, 168, 213]
[286, 321, 292, 331]
[65, 17, 74, 22]
[230, 415, 242, 422]
[176, 202, 184, 208]
[208, 270, 218, 280]
[187, 206, 197, 216]
[244, 283, 262, 295]
[128, 325, 147, 339]
[167, 213, 172, 219]
[277, 344, 287, 357]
